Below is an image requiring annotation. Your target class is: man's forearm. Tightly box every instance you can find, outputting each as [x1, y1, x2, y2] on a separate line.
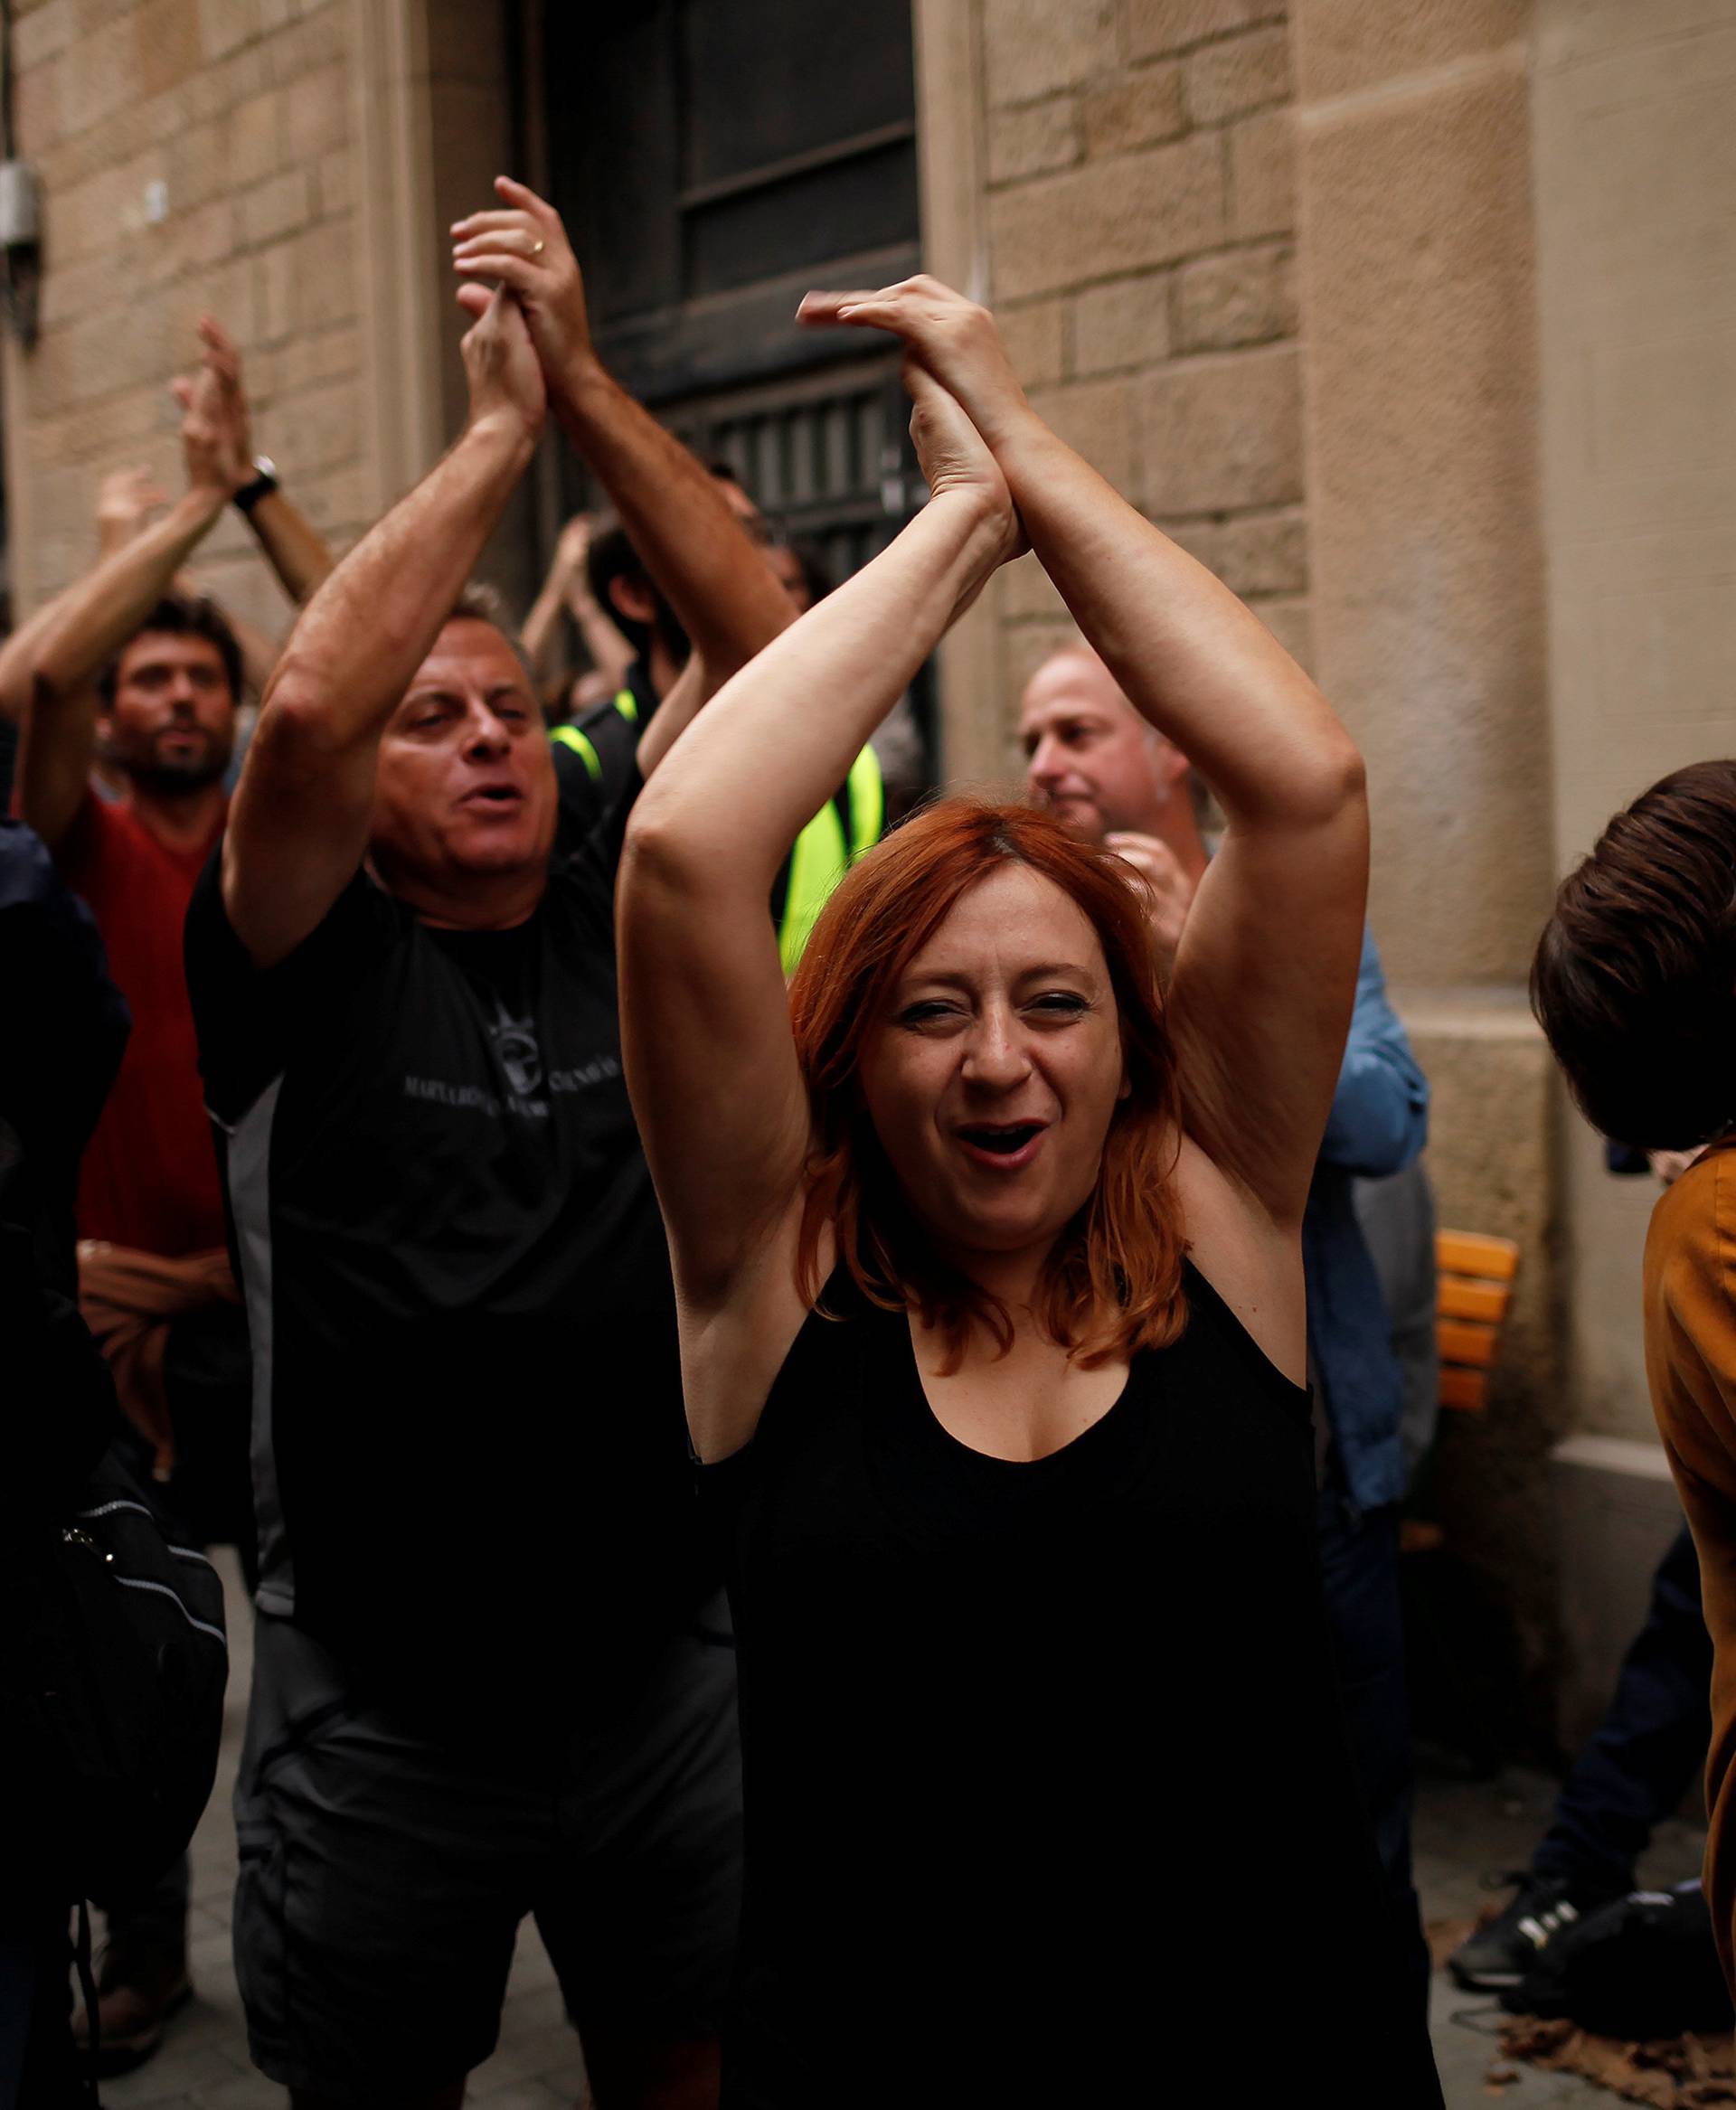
[552, 363, 790, 678]
[0, 596, 71, 726]
[27, 488, 226, 703]
[246, 489, 335, 607]
[257, 418, 533, 754]
[9, 486, 227, 847]
[571, 590, 633, 688]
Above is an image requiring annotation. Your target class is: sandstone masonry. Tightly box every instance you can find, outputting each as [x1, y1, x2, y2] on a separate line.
[8, 0, 363, 640]
[976, 0, 1306, 758]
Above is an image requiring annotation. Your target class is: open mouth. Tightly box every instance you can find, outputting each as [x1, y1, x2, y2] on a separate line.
[955, 1121, 1048, 1170]
[463, 785, 524, 808]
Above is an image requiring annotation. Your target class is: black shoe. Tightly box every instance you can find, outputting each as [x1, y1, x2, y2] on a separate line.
[71, 1947, 192, 2076]
[1448, 1872, 1618, 1990]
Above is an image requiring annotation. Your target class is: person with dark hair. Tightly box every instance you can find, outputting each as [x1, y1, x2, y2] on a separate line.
[616, 274, 1440, 2104]
[4, 318, 328, 2075]
[181, 182, 790, 2110]
[521, 511, 635, 715]
[1532, 758, 1736, 1999]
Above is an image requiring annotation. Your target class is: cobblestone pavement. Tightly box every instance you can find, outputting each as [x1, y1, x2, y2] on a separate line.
[97, 1550, 1707, 2108]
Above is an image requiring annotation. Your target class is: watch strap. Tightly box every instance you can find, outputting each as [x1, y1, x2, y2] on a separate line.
[233, 460, 279, 514]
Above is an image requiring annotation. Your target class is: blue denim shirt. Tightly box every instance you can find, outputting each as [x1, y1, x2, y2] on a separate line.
[1305, 929, 1429, 1513]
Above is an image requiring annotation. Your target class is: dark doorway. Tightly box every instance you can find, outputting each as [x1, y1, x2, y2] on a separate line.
[531, 0, 932, 768]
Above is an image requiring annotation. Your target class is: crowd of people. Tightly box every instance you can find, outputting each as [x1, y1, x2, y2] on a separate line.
[3, 169, 1735, 2110]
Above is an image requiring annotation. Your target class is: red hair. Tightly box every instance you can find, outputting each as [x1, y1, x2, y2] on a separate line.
[788, 798, 1188, 1369]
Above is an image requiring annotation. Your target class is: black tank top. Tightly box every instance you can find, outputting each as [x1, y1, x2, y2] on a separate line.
[700, 1265, 1442, 2108]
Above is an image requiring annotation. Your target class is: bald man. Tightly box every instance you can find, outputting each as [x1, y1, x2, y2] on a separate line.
[1018, 643, 1207, 971]
[1021, 639, 1437, 2027]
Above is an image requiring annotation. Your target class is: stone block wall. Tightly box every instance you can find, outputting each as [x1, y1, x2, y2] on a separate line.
[974, 0, 1307, 764]
[7, 0, 366, 641]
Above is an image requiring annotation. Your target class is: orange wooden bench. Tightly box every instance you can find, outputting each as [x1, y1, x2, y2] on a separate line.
[1435, 1229, 1522, 1415]
[1399, 1230, 1522, 1554]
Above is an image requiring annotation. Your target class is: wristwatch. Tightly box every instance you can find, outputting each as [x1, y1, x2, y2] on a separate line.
[233, 456, 279, 514]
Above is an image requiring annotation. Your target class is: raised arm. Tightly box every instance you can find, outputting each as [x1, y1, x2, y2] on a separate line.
[10, 383, 231, 851]
[805, 278, 1367, 1232]
[222, 289, 543, 969]
[0, 471, 158, 735]
[522, 513, 633, 696]
[617, 371, 1018, 1455]
[452, 179, 792, 692]
[194, 316, 335, 608]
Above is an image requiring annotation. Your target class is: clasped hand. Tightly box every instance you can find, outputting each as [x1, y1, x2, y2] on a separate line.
[171, 315, 254, 502]
[799, 275, 1029, 565]
[450, 176, 603, 448]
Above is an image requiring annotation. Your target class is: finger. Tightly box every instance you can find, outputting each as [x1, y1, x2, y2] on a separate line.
[451, 230, 545, 265]
[198, 314, 239, 360]
[452, 254, 539, 290]
[797, 289, 897, 327]
[455, 283, 493, 319]
[449, 210, 534, 239]
[169, 376, 194, 410]
[494, 174, 556, 221]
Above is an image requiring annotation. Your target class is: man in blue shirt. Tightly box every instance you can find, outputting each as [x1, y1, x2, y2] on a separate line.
[1021, 641, 1433, 2009]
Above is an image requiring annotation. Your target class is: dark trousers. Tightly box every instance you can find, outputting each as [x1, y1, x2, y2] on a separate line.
[1317, 1487, 1431, 2021]
[1, 1907, 80, 2110]
[1533, 1523, 1710, 1895]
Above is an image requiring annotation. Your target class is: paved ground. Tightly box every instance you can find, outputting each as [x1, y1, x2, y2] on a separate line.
[97, 1550, 1707, 2109]
[1416, 1767, 1705, 2105]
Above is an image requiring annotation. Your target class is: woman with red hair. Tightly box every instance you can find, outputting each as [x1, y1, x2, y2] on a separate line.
[618, 282, 1440, 2105]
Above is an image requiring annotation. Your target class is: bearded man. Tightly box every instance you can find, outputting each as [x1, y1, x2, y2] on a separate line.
[9, 316, 327, 2071]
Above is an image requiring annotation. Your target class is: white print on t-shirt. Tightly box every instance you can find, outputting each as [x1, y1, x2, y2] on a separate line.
[489, 1000, 542, 1097]
[401, 1053, 621, 1123]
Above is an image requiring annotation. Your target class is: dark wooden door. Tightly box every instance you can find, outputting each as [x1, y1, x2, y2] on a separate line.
[542, 0, 919, 405]
[530, 0, 930, 764]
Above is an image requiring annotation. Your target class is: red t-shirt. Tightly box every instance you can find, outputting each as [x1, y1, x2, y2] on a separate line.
[61, 789, 228, 1255]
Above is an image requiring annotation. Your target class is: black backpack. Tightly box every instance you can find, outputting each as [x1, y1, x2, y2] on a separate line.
[3, 1441, 229, 1904]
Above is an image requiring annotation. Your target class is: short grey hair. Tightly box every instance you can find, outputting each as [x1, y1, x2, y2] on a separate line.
[441, 580, 538, 689]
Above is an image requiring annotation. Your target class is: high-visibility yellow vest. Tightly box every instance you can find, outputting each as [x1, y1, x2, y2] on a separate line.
[547, 685, 638, 784]
[778, 740, 883, 975]
[552, 688, 883, 972]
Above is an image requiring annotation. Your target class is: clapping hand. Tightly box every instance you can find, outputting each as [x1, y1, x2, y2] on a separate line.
[94, 466, 167, 556]
[901, 363, 1025, 571]
[797, 275, 1031, 449]
[170, 316, 254, 498]
[451, 178, 596, 394]
[458, 283, 546, 450]
[1104, 832, 1198, 979]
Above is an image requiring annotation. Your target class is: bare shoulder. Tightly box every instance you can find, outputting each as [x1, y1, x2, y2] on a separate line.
[676, 1197, 834, 1462]
[1170, 1130, 1307, 1387]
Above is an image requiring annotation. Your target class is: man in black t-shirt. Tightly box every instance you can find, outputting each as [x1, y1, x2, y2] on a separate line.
[185, 184, 791, 2110]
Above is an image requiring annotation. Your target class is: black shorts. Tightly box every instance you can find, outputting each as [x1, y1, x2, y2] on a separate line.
[233, 1606, 742, 2102]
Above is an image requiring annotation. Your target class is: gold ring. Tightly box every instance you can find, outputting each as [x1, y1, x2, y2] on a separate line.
[530, 238, 545, 257]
